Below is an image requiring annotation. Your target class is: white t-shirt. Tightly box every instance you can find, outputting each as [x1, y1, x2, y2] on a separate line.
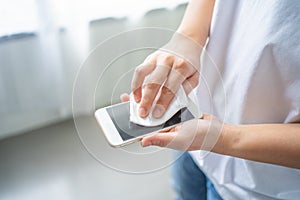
[190, 0, 300, 199]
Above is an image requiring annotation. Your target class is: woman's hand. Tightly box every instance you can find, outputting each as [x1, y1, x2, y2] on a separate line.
[141, 113, 225, 152]
[120, 93, 224, 151]
[120, 94, 225, 152]
[130, 0, 216, 119]
[131, 33, 202, 119]
[120, 94, 300, 169]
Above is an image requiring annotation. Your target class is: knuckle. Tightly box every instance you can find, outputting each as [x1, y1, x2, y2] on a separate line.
[191, 73, 200, 86]
[191, 78, 199, 87]
[157, 87, 175, 109]
[142, 94, 151, 104]
[195, 75, 200, 83]
[193, 79, 199, 87]
[175, 58, 187, 68]
[202, 113, 212, 119]
[159, 54, 174, 64]
[145, 54, 153, 61]
[145, 83, 159, 91]
[174, 68, 189, 78]
[134, 66, 143, 76]
[174, 59, 190, 77]
[161, 86, 174, 97]
[145, 53, 156, 62]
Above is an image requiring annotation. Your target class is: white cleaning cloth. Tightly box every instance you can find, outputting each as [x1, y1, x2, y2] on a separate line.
[130, 86, 201, 127]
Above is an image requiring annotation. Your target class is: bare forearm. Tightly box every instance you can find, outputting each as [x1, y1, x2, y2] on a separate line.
[177, 0, 215, 46]
[215, 123, 300, 169]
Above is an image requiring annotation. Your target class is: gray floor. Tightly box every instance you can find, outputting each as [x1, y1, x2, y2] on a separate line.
[0, 116, 176, 200]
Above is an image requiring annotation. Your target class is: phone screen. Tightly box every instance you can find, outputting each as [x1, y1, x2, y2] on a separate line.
[106, 102, 194, 141]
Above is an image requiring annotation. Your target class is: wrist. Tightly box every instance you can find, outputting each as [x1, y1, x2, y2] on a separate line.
[212, 123, 241, 156]
[176, 28, 208, 46]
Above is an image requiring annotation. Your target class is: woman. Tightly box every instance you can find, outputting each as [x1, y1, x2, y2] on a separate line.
[122, 0, 300, 199]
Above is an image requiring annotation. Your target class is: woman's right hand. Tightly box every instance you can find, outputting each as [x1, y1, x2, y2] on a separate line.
[131, 33, 203, 119]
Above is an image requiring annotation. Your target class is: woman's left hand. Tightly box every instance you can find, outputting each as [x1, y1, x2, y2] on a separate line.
[141, 113, 225, 152]
[121, 93, 226, 151]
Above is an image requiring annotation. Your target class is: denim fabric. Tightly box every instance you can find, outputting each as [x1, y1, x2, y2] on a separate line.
[172, 151, 223, 200]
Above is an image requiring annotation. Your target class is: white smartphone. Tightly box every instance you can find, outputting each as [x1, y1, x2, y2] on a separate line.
[94, 101, 196, 147]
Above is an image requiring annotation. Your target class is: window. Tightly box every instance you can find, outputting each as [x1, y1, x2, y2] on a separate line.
[0, 0, 188, 37]
[0, 0, 39, 36]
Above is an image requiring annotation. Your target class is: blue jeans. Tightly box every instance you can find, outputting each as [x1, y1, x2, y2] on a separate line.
[172, 151, 223, 200]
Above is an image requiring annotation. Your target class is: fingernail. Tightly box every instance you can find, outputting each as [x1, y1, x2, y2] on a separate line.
[139, 107, 147, 117]
[153, 105, 165, 118]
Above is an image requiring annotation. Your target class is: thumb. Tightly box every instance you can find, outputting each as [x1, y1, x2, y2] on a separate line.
[141, 132, 176, 147]
[120, 93, 130, 102]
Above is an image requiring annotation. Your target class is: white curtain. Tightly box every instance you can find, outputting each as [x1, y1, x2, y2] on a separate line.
[0, 0, 188, 139]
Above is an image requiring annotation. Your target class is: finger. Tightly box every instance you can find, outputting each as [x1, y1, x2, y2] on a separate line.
[158, 124, 181, 133]
[201, 113, 214, 120]
[120, 93, 130, 102]
[182, 72, 200, 95]
[152, 59, 192, 118]
[131, 61, 156, 102]
[132, 87, 142, 102]
[165, 58, 194, 93]
[138, 83, 161, 117]
[144, 64, 170, 86]
[152, 86, 174, 118]
[138, 57, 173, 118]
[141, 131, 176, 147]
